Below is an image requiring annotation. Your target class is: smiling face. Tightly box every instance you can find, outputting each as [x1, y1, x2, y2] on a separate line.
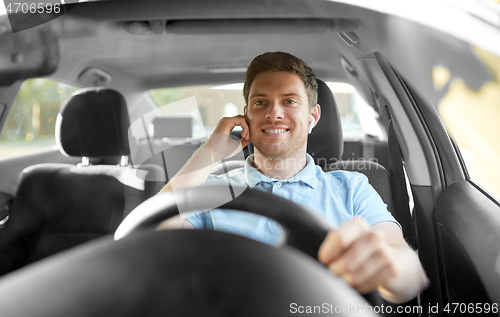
[245, 71, 319, 160]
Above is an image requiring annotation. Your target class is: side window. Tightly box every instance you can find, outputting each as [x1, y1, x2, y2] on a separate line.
[0, 79, 78, 160]
[326, 82, 383, 139]
[437, 46, 500, 200]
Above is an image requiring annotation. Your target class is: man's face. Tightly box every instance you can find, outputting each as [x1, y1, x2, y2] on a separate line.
[244, 71, 315, 159]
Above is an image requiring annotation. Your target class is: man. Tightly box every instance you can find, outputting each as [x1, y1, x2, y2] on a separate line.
[159, 52, 428, 303]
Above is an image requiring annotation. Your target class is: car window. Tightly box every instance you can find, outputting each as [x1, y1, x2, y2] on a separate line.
[0, 79, 78, 160]
[148, 82, 382, 139]
[437, 46, 500, 200]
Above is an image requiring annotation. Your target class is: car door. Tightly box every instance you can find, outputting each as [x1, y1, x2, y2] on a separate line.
[341, 38, 499, 315]
[380, 63, 500, 315]
[336, 4, 500, 314]
[408, 73, 500, 315]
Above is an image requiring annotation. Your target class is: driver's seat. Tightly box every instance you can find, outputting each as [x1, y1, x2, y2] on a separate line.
[0, 88, 162, 276]
[308, 79, 395, 215]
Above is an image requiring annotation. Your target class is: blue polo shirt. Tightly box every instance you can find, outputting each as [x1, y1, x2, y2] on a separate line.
[187, 154, 397, 245]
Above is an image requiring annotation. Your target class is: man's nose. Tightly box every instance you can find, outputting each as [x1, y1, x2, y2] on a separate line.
[266, 102, 284, 120]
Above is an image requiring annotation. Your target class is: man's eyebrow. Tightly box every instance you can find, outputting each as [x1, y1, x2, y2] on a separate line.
[248, 93, 267, 99]
[282, 92, 301, 98]
[248, 92, 302, 99]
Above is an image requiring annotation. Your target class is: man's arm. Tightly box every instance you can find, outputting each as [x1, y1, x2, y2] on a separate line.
[159, 115, 251, 194]
[318, 218, 428, 304]
[157, 115, 251, 229]
[157, 216, 195, 229]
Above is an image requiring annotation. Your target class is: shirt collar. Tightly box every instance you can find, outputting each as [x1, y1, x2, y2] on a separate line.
[244, 153, 318, 189]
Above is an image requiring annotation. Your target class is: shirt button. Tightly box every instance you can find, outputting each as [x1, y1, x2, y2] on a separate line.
[276, 182, 282, 187]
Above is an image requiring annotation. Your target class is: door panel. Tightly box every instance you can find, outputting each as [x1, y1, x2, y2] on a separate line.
[434, 181, 500, 307]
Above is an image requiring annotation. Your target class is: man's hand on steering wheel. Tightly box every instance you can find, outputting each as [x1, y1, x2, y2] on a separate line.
[318, 217, 429, 304]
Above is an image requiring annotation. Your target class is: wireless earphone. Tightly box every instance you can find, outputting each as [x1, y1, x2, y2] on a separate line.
[308, 116, 315, 134]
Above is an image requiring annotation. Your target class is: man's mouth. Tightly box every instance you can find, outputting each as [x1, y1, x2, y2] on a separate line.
[263, 129, 289, 134]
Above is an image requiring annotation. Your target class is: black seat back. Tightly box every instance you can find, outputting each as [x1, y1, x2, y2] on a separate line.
[0, 88, 162, 275]
[308, 80, 395, 215]
[307, 80, 343, 167]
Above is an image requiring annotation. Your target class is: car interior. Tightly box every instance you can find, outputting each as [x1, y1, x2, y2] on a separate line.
[0, 0, 499, 316]
[0, 87, 164, 275]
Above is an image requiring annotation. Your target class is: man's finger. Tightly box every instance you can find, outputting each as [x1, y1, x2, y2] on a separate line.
[326, 229, 384, 276]
[318, 217, 369, 264]
[239, 118, 250, 141]
[352, 265, 396, 294]
[347, 243, 394, 288]
[212, 115, 248, 135]
[339, 229, 387, 273]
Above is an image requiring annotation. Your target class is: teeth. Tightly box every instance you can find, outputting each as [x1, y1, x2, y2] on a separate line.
[264, 129, 287, 134]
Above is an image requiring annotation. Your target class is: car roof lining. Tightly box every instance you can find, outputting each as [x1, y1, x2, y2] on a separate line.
[49, 0, 367, 88]
[51, 17, 359, 88]
[65, 0, 361, 22]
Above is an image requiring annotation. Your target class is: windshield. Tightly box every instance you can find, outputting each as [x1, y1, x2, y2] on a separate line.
[436, 45, 500, 199]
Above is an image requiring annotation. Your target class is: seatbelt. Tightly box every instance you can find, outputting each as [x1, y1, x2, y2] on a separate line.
[387, 118, 414, 247]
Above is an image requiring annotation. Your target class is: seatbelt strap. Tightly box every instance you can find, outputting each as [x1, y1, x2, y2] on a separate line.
[387, 119, 414, 246]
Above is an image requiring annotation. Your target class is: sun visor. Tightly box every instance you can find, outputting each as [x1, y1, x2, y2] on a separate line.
[0, 23, 59, 86]
[122, 18, 359, 36]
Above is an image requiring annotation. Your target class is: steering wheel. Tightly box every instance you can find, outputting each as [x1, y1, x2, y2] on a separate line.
[0, 186, 377, 317]
[115, 185, 335, 258]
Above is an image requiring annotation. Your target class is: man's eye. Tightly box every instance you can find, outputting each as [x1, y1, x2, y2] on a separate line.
[285, 99, 297, 105]
[254, 100, 265, 105]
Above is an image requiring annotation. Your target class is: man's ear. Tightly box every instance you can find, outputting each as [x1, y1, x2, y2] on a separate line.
[310, 104, 321, 128]
[243, 105, 247, 116]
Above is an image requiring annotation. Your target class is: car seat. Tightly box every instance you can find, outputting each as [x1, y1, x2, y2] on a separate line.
[307, 79, 395, 215]
[0, 88, 163, 275]
[310, 80, 413, 249]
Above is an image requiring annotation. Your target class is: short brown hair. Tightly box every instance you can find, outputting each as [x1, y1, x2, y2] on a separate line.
[243, 52, 318, 108]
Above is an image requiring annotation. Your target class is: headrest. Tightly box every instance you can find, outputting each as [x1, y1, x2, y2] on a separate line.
[149, 116, 193, 139]
[307, 79, 343, 167]
[56, 88, 131, 158]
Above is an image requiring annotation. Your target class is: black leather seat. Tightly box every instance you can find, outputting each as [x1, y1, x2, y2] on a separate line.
[308, 79, 395, 215]
[0, 88, 162, 275]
